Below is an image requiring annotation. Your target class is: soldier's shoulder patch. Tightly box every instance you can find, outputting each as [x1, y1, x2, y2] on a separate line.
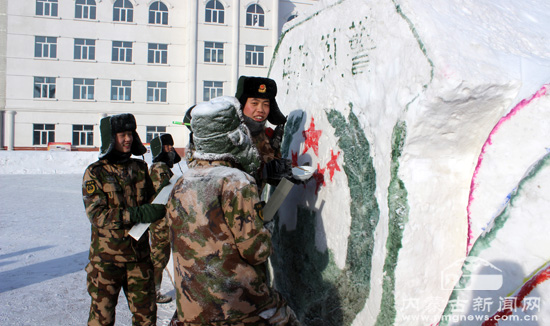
[85, 180, 97, 194]
[254, 201, 266, 221]
[265, 127, 274, 138]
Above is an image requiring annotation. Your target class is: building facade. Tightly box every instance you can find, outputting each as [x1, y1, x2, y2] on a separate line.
[0, 0, 318, 151]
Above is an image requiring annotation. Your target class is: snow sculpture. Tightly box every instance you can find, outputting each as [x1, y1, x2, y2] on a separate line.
[268, 0, 550, 325]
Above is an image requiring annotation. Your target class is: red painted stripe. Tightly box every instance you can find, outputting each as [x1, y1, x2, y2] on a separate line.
[466, 84, 549, 253]
[482, 265, 550, 326]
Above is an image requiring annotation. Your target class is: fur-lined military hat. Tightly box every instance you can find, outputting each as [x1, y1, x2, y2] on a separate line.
[191, 96, 261, 174]
[99, 113, 147, 159]
[235, 76, 286, 125]
[183, 105, 195, 132]
[151, 133, 181, 165]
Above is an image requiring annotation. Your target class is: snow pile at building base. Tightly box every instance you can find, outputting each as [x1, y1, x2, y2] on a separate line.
[0, 151, 179, 175]
[0, 151, 98, 174]
[268, 0, 550, 325]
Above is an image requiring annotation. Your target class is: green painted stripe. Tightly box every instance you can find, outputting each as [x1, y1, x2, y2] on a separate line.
[270, 107, 379, 325]
[375, 121, 410, 326]
[440, 151, 550, 324]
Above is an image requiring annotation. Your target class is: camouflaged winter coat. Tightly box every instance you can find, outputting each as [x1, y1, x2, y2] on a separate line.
[83, 158, 155, 263]
[166, 159, 275, 324]
[148, 161, 172, 268]
[149, 161, 173, 192]
[253, 129, 280, 165]
[253, 130, 281, 192]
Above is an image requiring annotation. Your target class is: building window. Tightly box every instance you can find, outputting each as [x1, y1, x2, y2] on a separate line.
[35, 36, 57, 58]
[75, 0, 96, 19]
[146, 126, 166, 143]
[73, 78, 95, 100]
[112, 41, 133, 62]
[74, 39, 96, 60]
[113, 0, 133, 22]
[204, 41, 223, 63]
[148, 43, 168, 64]
[205, 0, 224, 24]
[149, 1, 168, 25]
[111, 80, 132, 101]
[245, 45, 264, 66]
[36, 0, 58, 17]
[33, 124, 55, 145]
[246, 4, 264, 27]
[147, 81, 167, 102]
[73, 124, 94, 146]
[203, 81, 223, 101]
[34, 77, 56, 99]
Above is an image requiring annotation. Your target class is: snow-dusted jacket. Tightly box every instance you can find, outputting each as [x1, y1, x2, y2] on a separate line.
[166, 159, 274, 324]
[82, 158, 155, 263]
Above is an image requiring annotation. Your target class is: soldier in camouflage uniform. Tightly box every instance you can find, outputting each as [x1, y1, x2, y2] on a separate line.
[83, 113, 166, 326]
[235, 76, 295, 192]
[166, 96, 300, 326]
[148, 133, 181, 304]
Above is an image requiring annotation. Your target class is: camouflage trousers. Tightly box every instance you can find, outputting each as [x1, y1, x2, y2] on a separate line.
[86, 260, 157, 326]
[168, 292, 301, 326]
[149, 218, 171, 291]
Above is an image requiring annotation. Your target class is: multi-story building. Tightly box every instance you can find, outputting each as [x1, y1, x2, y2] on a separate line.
[0, 0, 318, 151]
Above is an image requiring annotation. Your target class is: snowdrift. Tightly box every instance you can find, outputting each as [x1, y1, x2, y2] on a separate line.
[268, 0, 550, 325]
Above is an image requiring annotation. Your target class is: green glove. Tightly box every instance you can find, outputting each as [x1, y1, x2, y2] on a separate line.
[128, 204, 166, 223]
[154, 178, 171, 196]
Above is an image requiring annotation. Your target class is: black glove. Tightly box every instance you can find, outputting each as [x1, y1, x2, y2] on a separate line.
[269, 124, 285, 151]
[288, 176, 308, 185]
[263, 158, 292, 181]
[128, 204, 166, 224]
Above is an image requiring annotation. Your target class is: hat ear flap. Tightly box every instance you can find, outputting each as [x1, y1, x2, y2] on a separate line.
[131, 131, 147, 156]
[228, 128, 246, 146]
[99, 116, 114, 159]
[267, 102, 287, 125]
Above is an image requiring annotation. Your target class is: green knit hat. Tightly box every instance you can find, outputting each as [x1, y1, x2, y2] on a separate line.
[191, 96, 260, 174]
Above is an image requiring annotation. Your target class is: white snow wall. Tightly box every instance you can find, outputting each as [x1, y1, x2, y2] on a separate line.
[267, 1, 550, 325]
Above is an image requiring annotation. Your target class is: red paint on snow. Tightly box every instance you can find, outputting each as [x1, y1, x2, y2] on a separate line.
[291, 150, 299, 167]
[482, 265, 550, 326]
[302, 118, 323, 156]
[466, 84, 549, 253]
[313, 163, 325, 195]
[326, 149, 341, 181]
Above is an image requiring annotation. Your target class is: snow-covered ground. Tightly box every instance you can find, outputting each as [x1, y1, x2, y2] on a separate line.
[0, 151, 182, 325]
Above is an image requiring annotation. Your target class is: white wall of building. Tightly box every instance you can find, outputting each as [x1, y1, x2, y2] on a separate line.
[2, 0, 319, 151]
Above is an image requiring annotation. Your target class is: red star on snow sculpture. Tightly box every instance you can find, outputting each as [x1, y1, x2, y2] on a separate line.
[302, 117, 322, 156]
[326, 149, 341, 181]
[313, 163, 325, 195]
[291, 150, 299, 167]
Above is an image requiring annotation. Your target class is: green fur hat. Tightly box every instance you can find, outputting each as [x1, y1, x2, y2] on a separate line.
[99, 113, 146, 159]
[235, 76, 286, 125]
[191, 96, 261, 174]
[151, 133, 181, 165]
